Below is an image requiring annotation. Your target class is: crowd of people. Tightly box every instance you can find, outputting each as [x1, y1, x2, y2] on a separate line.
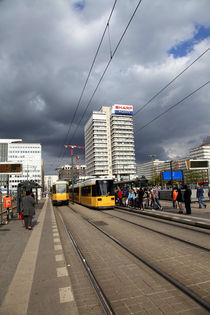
[115, 184, 209, 215]
[115, 185, 163, 211]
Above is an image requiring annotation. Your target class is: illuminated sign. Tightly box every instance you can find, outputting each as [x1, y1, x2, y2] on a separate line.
[163, 171, 183, 180]
[113, 104, 133, 115]
[186, 160, 208, 169]
[0, 163, 22, 174]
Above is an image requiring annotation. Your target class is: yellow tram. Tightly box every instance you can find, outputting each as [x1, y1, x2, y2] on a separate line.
[70, 178, 115, 209]
[51, 180, 69, 206]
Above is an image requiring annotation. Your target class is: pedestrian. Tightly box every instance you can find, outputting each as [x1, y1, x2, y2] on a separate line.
[138, 188, 144, 210]
[151, 185, 163, 210]
[184, 185, 192, 215]
[128, 189, 135, 208]
[143, 188, 149, 210]
[122, 188, 128, 207]
[176, 187, 183, 213]
[117, 188, 123, 206]
[173, 187, 178, 209]
[21, 191, 35, 230]
[196, 184, 206, 208]
[170, 187, 176, 208]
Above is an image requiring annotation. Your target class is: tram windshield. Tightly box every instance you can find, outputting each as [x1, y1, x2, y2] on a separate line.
[56, 184, 67, 193]
[96, 180, 114, 196]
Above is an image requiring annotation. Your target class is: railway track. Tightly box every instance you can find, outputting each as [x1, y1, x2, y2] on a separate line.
[103, 209, 210, 252]
[55, 203, 210, 313]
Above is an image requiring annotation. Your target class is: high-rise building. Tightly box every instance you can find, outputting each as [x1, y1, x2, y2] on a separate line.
[0, 139, 42, 191]
[84, 105, 136, 181]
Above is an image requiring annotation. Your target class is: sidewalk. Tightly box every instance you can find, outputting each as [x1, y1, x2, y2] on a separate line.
[0, 198, 78, 315]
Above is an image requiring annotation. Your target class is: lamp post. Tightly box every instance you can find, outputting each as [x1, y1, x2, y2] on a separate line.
[149, 154, 156, 184]
[170, 160, 173, 188]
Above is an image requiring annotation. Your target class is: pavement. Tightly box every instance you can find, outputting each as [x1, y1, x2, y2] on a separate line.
[0, 197, 209, 314]
[0, 198, 79, 315]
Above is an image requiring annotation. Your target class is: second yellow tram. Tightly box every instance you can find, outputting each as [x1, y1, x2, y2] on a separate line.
[51, 180, 69, 206]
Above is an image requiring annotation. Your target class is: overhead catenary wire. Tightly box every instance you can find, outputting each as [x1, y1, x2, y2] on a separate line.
[134, 47, 210, 117]
[57, 0, 118, 167]
[135, 80, 210, 134]
[70, 0, 143, 141]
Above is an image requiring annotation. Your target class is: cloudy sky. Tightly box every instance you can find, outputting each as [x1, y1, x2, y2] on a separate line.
[0, 0, 209, 174]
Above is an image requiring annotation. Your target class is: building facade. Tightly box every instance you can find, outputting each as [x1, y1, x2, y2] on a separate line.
[44, 175, 58, 192]
[58, 164, 86, 181]
[0, 139, 42, 191]
[84, 105, 136, 181]
[137, 138, 210, 183]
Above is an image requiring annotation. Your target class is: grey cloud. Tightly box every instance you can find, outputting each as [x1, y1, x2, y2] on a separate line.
[0, 0, 209, 174]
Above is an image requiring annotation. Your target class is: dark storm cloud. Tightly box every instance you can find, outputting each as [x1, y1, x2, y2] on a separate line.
[0, 0, 209, 174]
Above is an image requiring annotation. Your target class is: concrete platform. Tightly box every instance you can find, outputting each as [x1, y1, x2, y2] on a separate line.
[0, 198, 79, 315]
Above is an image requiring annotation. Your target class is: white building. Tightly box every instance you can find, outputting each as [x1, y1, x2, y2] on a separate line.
[84, 105, 136, 181]
[0, 139, 42, 191]
[137, 160, 165, 180]
[44, 175, 58, 192]
[137, 138, 210, 182]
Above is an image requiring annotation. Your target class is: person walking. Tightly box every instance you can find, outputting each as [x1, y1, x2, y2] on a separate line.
[128, 189, 135, 208]
[117, 188, 123, 206]
[184, 185, 192, 215]
[21, 191, 35, 230]
[196, 184, 206, 208]
[176, 187, 183, 214]
[138, 188, 144, 210]
[151, 185, 163, 210]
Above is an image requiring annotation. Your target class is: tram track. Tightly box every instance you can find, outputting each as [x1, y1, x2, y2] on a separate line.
[62, 203, 210, 312]
[114, 206, 210, 230]
[102, 210, 210, 252]
[57, 209, 115, 315]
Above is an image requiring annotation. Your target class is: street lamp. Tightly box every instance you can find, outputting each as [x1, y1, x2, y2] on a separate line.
[149, 154, 157, 184]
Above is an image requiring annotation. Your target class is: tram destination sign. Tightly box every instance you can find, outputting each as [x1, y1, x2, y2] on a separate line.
[0, 163, 22, 174]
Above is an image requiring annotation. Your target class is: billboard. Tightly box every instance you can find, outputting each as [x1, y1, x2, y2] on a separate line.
[112, 104, 133, 115]
[163, 171, 183, 180]
[0, 163, 22, 174]
[186, 160, 208, 169]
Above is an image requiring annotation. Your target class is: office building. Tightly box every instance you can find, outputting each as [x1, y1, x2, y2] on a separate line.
[137, 137, 210, 182]
[84, 105, 136, 181]
[0, 139, 42, 191]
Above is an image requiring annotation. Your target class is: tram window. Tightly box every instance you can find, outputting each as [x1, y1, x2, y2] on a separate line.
[56, 184, 66, 193]
[92, 184, 97, 196]
[52, 185, 56, 193]
[74, 187, 79, 195]
[81, 186, 91, 196]
[96, 180, 114, 196]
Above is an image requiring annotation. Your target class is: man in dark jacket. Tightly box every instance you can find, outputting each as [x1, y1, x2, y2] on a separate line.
[184, 185, 192, 215]
[21, 191, 35, 230]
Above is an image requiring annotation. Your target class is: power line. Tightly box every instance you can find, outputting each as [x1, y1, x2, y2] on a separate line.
[135, 81, 210, 134]
[71, 0, 143, 141]
[57, 0, 118, 167]
[134, 47, 210, 117]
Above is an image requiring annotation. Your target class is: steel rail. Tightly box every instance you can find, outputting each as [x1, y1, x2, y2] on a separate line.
[57, 209, 115, 315]
[114, 206, 210, 232]
[103, 211, 210, 252]
[87, 219, 210, 312]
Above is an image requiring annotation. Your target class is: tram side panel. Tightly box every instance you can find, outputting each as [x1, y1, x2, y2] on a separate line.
[70, 179, 115, 209]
